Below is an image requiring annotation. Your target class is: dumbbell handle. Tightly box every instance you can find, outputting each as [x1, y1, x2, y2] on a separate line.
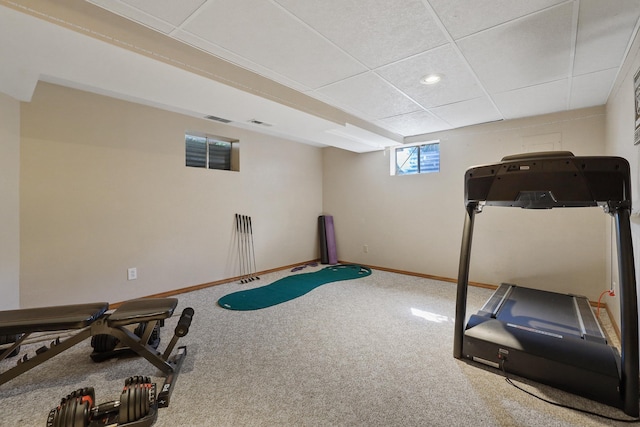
[174, 307, 194, 338]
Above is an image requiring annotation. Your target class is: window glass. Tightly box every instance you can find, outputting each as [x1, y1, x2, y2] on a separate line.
[185, 132, 236, 171]
[419, 143, 440, 173]
[185, 134, 207, 168]
[393, 142, 439, 175]
[396, 146, 419, 175]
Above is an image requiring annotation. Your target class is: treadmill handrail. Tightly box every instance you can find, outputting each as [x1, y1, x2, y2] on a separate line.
[464, 153, 631, 210]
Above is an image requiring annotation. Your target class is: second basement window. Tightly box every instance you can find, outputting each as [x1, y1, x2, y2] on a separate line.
[185, 132, 238, 171]
[393, 141, 440, 175]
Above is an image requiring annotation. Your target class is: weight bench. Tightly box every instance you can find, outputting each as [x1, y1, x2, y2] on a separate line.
[0, 298, 193, 407]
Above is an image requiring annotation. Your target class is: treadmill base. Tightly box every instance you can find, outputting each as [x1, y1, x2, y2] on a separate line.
[464, 315, 623, 410]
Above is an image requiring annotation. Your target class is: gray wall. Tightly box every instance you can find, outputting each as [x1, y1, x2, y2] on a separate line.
[323, 107, 609, 301]
[3, 67, 634, 321]
[605, 26, 640, 326]
[0, 92, 20, 310]
[18, 82, 323, 307]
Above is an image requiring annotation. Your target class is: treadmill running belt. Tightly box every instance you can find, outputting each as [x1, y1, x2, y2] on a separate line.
[495, 287, 583, 339]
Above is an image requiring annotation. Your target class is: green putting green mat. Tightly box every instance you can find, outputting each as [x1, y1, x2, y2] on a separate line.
[218, 264, 372, 310]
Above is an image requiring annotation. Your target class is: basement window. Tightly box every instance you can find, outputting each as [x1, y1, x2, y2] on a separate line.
[185, 132, 239, 171]
[391, 140, 440, 175]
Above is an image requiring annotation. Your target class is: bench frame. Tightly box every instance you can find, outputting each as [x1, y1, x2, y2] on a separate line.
[0, 298, 191, 407]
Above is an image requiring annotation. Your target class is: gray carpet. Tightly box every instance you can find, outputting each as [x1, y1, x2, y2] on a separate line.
[0, 267, 633, 426]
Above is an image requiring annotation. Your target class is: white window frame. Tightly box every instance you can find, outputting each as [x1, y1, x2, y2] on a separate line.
[390, 140, 440, 176]
[185, 131, 239, 171]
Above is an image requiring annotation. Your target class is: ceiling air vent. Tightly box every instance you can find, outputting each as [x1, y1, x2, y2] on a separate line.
[248, 119, 273, 127]
[204, 115, 232, 123]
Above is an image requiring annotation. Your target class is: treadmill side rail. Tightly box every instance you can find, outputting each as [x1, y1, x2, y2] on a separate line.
[478, 283, 513, 317]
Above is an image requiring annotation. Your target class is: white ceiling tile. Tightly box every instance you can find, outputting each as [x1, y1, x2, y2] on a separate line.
[274, 0, 448, 68]
[119, 0, 206, 26]
[181, 0, 366, 89]
[317, 72, 421, 120]
[458, 2, 574, 93]
[428, 0, 566, 39]
[573, 0, 640, 75]
[430, 96, 503, 128]
[493, 79, 568, 119]
[87, 0, 207, 33]
[569, 68, 618, 109]
[377, 44, 485, 108]
[87, 0, 175, 33]
[375, 110, 452, 136]
[172, 29, 313, 93]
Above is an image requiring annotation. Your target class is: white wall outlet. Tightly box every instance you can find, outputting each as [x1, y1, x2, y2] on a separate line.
[363, 244, 369, 253]
[127, 267, 137, 280]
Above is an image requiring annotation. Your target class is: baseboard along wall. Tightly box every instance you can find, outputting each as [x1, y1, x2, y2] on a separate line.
[113, 259, 621, 343]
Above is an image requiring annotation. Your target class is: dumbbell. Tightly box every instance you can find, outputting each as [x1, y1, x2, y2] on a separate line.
[47, 377, 155, 426]
[134, 322, 162, 349]
[90, 334, 119, 353]
[119, 376, 153, 424]
[46, 387, 94, 427]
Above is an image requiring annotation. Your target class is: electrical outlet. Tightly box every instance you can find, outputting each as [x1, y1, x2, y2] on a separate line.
[127, 267, 137, 281]
[363, 244, 369, 253]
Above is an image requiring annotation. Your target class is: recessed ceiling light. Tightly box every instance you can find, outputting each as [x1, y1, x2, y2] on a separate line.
[420, 73, 443, 85]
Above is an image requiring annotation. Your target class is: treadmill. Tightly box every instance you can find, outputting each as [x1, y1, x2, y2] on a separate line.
[453, 152, 639, 417]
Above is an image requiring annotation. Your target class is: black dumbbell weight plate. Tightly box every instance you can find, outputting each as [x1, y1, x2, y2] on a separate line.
[134, 323, 161, 349]
[90, 334, 118, 353]
[120, 377, 151, 423]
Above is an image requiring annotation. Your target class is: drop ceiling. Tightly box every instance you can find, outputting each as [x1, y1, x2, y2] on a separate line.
[1, 0, 639, 152]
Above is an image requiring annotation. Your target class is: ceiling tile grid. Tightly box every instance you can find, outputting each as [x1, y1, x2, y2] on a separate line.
[427, 0, 567, 40]
[170, 28, 314, 93]
[316, 71, 422, 121]
[375, 109, 452, 136]
[377, 44, 486, 109]
[493, 79, 569, 119]
[88, 0, 206, 32]
[569, 68, 619, 110]
[180, 0, 367, 89]
[456, 3, 575, 94]
[73, 0, 640, 140]
[573, 0, 640, 75]
[430, 96, 503, 129]
[272, 0, 449, 69]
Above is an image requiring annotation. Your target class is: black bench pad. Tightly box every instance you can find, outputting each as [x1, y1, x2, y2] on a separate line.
[0, 302, 109, 336]
[107, 298, 178, 327]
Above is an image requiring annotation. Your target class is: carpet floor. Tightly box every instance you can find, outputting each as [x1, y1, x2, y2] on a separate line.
[0, 266, 632, 426]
